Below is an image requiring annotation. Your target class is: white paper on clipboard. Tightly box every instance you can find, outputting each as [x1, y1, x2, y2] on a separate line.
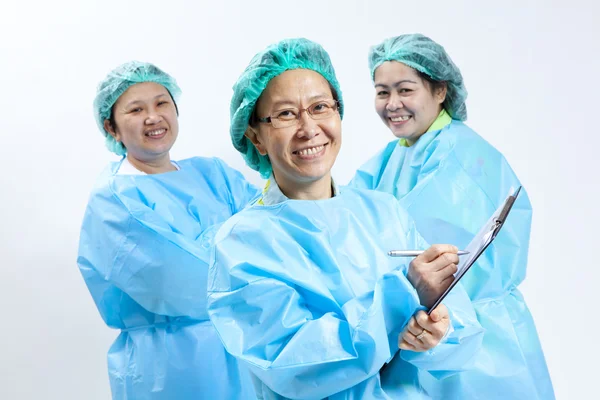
[427, 186, 522, 314]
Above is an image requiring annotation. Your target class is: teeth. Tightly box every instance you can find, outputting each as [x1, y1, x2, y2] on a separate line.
[390, 116, 410, 122]
[146, 129, 166, 136]
[297, 145, 324, 156]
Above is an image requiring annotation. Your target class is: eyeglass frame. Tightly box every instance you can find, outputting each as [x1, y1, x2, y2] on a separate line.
[255, 99, 340, 129]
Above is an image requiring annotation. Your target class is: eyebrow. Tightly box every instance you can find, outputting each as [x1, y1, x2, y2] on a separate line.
[374, 80, 418, 88]
[124, 93, 169, 108]
[270, 94, 331, 110]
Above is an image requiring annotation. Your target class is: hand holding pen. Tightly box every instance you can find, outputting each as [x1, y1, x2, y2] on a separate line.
[389, 250, 469, 257]
[402, 245, 464, 309]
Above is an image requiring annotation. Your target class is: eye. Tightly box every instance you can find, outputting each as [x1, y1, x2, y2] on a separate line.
[274, 109, 298, 121]
[377, 90, 389, 96]
[398, 88, 411, 94]
[311, 101, 333, 114]
[129, 107, 142, 113]
[157, 100, 169, 106]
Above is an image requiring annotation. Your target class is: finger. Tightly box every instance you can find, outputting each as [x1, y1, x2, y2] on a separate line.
[428, 304, 448, 323]
[441, 262, 459, 277]
[431, 263, 458, 282]
[428, 322, 448, 341]
[417, 244, 458, 263]
[440, 272, 456, 287]
[415, 310, 430, 328]
[415, 311, 447, 339]
[418, 330, 440, 349]
[406, 318, 423, 336]
[406, 325, 439, 351]
[430, 253, 460, 272]
[402, 330, 426, 351]
[399, 338, 421, 352]
[418, 318, 449, 340]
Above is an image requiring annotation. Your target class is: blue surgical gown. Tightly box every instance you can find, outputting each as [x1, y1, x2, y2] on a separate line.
[77, 156, 260, 400]
[351, 120, 554, 399]
[207, 187, 483, 399]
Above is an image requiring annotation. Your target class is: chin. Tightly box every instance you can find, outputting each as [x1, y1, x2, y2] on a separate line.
[390, 131, 410, 139]
[387, 126, 414, 139]
[297, 167, 330, 182]
[148, 143, 174, 154]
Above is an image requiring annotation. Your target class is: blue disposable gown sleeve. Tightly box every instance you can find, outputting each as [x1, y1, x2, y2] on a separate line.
[77, 190, 221, 319]
[207, 221, 422, 399]
[399, 283, 484, 379]
[213, 158, 261, 212]
[78, 159, 260, 321]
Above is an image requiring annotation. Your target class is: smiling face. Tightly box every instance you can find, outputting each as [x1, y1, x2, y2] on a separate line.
[104, 82, 179, 165]
[374, 61, 446, 144]
[246, 69, 342, 194]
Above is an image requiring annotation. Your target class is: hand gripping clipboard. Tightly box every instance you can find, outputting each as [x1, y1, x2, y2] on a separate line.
[427, 186, 523, 314]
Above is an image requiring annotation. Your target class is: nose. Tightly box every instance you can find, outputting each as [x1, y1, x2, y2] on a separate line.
[385, 93, 404, 112]
[296, 112, 320, 139]
[145, 109, 163, 124]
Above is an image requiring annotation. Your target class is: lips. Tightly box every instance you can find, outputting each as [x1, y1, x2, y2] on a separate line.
[145, 128, 167, 138]
[389, 115, 411, 122]
[294, 144, 324, 155]
[293, 143, 328, 159]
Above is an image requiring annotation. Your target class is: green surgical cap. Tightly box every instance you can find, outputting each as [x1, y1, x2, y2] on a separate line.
[230, 38, 344, 178]
[93, 61, 182, 155]
[369, 34, 467, 121]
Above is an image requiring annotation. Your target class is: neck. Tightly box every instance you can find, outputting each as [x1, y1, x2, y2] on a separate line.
[127, 153, 176, 174]
[405, 135, 422, 147]
[275, 172, 333, 200]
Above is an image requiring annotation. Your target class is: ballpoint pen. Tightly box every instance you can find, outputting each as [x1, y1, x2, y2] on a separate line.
[388, 250, 470, 257]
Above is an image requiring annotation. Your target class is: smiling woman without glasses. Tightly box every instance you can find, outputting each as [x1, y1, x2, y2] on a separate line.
[77, 61, 259, 399]
[206, 38, 484, 399]
[351, 34, 555, 399]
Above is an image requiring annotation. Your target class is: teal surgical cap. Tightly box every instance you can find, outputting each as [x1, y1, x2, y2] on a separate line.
[93, 61, 182, 155]
[369, 34, 467, 121]
[230, 38, 344, 178]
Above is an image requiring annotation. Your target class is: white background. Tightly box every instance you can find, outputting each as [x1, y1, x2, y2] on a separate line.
[1, 0, 598, 399]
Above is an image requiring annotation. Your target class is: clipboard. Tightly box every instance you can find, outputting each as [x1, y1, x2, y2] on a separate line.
[426, 186, 523, 314]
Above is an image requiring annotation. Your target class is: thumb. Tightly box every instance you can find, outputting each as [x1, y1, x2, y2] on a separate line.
[429, 308, 442, 322]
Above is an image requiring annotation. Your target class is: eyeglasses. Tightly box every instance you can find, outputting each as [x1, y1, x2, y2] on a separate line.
[257, 99, 339, 129]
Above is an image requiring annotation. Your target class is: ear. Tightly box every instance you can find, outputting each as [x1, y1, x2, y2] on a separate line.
[435, 83, 448, 105]
[103, 119, 121, 142]
[244, 125, 268, 156]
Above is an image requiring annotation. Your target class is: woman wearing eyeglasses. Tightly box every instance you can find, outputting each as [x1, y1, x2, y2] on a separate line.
[206, 38, 484, 399]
